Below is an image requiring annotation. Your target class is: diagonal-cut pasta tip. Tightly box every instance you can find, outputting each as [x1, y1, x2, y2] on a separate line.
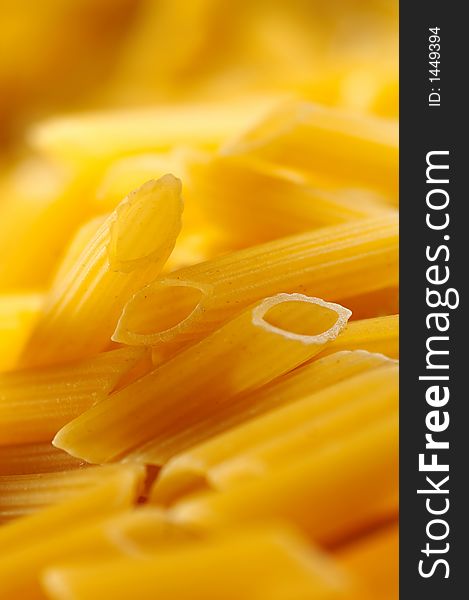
[112, 279, 212, 345]
[54, 293, 352, 467]
[111, 215, 397, 352]
[108, 175, 183, 273]
[252, 293, 351, 345]
[18, 174, 184, 367]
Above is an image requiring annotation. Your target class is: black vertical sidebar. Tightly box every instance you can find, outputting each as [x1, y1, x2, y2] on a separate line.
[400, 2, 467, 598]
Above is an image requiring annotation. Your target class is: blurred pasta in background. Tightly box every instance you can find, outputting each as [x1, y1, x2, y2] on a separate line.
[0, 1, 398, 599]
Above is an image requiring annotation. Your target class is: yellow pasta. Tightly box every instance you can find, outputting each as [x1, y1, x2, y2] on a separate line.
[322, 314, 399, 358]
[151, 362, 397, 503]
[1, 4, 398, 599]
[114, 215, 398, 349]
[0, 346, 145, 446]
[94, 151, 219, 272]
[0, 468, 146, 599]
[30, 96, 285, 164]
[135, 350, 394, 483]
[0, 507, 196, 600]
[0, 464, 145, 554]
[0, 293, 43, 371]
[54, 294, 351, 464]
[185, 153, 392, 249]
[170, 415, 398, 545]
[0, 465, 131, 522]
[42, 525, 347, 600]
[19, 175, 183, 367]
[209, 373, 397, 490]
[223, 101, 398, 201]
[336, 523, 398, 600]
[0, 443, 86, 476]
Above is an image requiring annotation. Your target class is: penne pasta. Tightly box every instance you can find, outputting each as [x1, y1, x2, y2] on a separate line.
[0, 293, 43, 371]
[54, 294, 351, 464]
[42, 525, 347, 600]
[185, 153, 392, 249]
[0, 507, 196, 600]
[223, 101, 398, 201]
[170, 415, 398, 546]
[0, 443, 86, 476]
[209, 373, 397, 489]
[93, 151, 219, 273]
[151, 362, 398, 503]
[321, 314, 399, 359]
[19, 175, 183, 367]
[0, 469, 146, 600]
[0, 465, 131, 522]
[114, 215, 398, 349]
[1, 5, 399, 599]
[0, 464, 145, 555]
[336, 522, 398, 600]
[30, 96, 285, 164]
[136, 350, 394, 484]
[0, 346, 146, 446]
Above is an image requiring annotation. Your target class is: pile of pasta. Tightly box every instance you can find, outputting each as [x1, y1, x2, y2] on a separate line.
[0, 94, 398, 600]
[1, 0, 397, 144]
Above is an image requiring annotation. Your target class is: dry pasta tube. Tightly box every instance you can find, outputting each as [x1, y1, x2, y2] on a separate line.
[0, 346, 146, 446]
[54, 294, 351, 465]
[0, 465, 134, 523]
[0, 507, 195, 600]
[19, 175, 183, 367]
[0, 464, 145, 555]
[29, 96, 284, 164]
[93, 151, 222, 271]
[170, 414, 398, 546]
[223, 101, 398, 201]
[114, 214, 398, 350]
[151, 362, 397, 503]
[0, 443, 86, 476]
[0, 293, 43, 371]
[138, 350, 394, 488]
[185, 153, 392, 249]
[209, 371, 397, 489]
[321, 314, 398, 359]
[94, 152, 219, 273]
[42, 524, 348, 600]
[336, 522, 398, 600]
